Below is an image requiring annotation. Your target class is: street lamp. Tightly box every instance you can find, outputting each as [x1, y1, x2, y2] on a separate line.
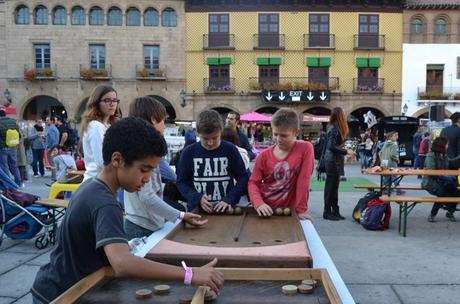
[402, 103, 408, 116]
[179, 89, 186, 108]
[3, 89, 12, 106]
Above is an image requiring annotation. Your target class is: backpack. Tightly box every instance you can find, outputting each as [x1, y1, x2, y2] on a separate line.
[360, 198, 392, 231]
[5, 129, 19, 147]
[352, 191, 380, 223]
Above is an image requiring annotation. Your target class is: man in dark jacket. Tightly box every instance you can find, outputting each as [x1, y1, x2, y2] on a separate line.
[440, 112, 460, 160]
[226, 111, 255, 160]
[0, 110, 22, 185]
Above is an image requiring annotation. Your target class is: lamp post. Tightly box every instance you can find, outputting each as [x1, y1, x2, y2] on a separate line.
[179, 89, 186, 108]
[402, 103, 408, 116]
[3, 89, 12, 106]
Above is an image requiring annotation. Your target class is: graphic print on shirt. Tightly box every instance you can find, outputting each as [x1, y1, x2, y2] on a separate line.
[263, 161, 299, 203]
[193, 157, 230, 201]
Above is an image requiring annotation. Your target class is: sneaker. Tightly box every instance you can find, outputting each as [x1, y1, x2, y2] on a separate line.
[428, 214, 436, 222]
[446, 212, 456, 222]
[33, 174, 39, 177]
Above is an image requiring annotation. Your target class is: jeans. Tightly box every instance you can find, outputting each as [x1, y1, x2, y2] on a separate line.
[32, 148, 45, 176]
[324, 171, 340, 215]
[0, 147, 22, 185]
[124, 219, 153, 239]
[413, 152, 422, 169]
[430, 176, 459, 216]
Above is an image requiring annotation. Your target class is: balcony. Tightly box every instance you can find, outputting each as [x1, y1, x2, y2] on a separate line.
[203, 34, 235, 50]
[203, 78, 236, 93]
[417, 86, 460, 101]
[353, 34, 385, 50]
[253, 34, 285, 50]
[248, 77, 340, 91]
[79, 64, 112, 80]
[353, 78, 384, 93]
[303, 34, 335, 49]
[135, 65, 167, 80]
[24, 64, 57, 81]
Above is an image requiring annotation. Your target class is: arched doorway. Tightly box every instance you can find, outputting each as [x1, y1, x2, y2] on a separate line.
[303, 107, 331, 116]
[349, 107, 384, 139]
[255, 106, 279, 115]
[149, 95, 176, 123]
[23, 95, 66, 121]
[302, 107, 331, 138]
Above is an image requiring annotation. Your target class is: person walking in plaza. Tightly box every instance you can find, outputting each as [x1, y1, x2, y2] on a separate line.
[422, 137, 460, 222]
[440, 112, 460, 160]
[81, 85, 120, 182]
[184, 125, 197, 143]
[379, 131, 404, 195]
[28, 123, 46, 177]
[417, 132, 430, 171]
[412, 125, 424, 170]
[323, 107, 354, 221]
[45, 116, 60, 181]
[226, 111, 255, 161]
[0, 109, 22, 185]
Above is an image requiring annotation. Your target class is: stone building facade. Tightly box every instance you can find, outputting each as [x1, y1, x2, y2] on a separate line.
[0, 0, 187, 123]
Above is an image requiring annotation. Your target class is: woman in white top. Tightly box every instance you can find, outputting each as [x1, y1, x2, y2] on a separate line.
[80, 85, 121, 181]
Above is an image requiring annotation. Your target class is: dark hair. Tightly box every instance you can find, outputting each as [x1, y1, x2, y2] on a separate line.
[128, 96, 167, 124]
[228, 111, 240, 122]
[103, 117, 167, 166]
[0, 110, 5, 117]
[450, 112, 460, 124]
[197, 110, 223, 135]
[431, 136, 447, 155]
[221, 126, 240, 146]
[56, 115, 65, 123]
[51, 144, 68, 152]
[34, 124, 44, 132]
[424, 132, 430, 137]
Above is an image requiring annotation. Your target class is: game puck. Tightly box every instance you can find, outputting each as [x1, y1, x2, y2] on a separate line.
[154, 284, 170, 295]
[301, 279, 317, 287]
[275, 208, 283, 216]
[297, 284, 314, 294]
[204, 287, 218, 301]
[281, 284, 298, 295]
[226, 208, 234, 215]
[283, 208, 291, 216]
[234, 207, 242, 215]
[135, 289, 152, 299]
[179, 296, 192, 304]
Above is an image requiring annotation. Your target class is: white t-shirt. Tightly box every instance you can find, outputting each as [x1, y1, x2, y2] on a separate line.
[82, 120, 109, 182]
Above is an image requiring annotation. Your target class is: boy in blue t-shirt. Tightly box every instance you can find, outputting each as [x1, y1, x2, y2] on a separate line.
[177, 110, 249, 213]
[31, 118, 223, 304]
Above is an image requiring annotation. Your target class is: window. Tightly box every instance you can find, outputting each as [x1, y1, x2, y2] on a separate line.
[258, 14, 279, 48]
[357, 68, 378, 90]
[89, 7, 104, 26]
[209, 14, 229, 48]
[53, 6, 66, 25]
[259, 65, 279, 84]
[358, 14, 379, 48]
[144, 8, 159, 26]
[144, 45, 160, 72]
[435, 18, 447, 34]
[71, 6, 85, 25]
[411, 18, 424, 34]
[34, 44, 50, 69]
[426, 64, 444, 93]
[127, 8, 141, 26]
[34, 6, 48, 25]
[89, 45, 105, 69]
[309, 14, 330, 47]
[209, 65, 230, 90]
[108, 7, 122, 26]
[15, 5, 29, 24]
[162, 8, 177, 27]
[308, 67, 329, 88]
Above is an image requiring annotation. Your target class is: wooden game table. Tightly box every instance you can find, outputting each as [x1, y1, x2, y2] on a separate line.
[51, 266, 342, 304]
[146, 208, 312, 268]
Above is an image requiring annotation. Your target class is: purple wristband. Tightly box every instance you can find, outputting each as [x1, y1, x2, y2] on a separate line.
[181, 261, 193, 285]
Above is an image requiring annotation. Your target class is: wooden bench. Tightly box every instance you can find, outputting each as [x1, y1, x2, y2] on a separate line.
[380, 196, 460, 237]
[353, 184, 422, 192]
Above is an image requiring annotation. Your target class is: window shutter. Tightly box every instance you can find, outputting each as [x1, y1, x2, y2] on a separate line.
[356, 57, 369, 68]
[307, 57, 319, 67]
[368, 58, 381, 68]
[256, 57, 270, 65]
[318, 57, 331, 67]
[269, 57, 282, 65]
[206, 57, 219, 65]
[219, 57, 232, 65]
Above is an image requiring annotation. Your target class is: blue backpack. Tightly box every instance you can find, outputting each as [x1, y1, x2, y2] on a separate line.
[360, 198, 391, 231]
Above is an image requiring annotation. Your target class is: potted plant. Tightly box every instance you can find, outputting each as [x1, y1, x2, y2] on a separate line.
[80, 68, 94, 80]
[248, 80, 261, 91]
[137, 67, 149, 78]
[24, 69, 37, 81]
[42, 68, 53, 77]
[93, 68, 108, 78]
[154, 69, 165, 77]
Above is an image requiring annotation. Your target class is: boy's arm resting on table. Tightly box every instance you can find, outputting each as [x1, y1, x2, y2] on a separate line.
[176, 148, 202, 210]
[103, 243, 224, 293]
[294, 143, 315, 217]
[222, 146, 249, 205]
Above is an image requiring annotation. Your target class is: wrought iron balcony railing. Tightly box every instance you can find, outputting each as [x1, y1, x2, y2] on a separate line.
[203, 78, 236, 93]
[79, 64, 112, 80]
[303, 34, 335, 49]
[248, 77, 340, 91]
[253, 34, 285, 50]
[135, 65, 167, 80]
[24, 64, 57, 81]
[203, 34, 235, 49]
[353, 77, 384, 93]
[353, 34, 385, 50]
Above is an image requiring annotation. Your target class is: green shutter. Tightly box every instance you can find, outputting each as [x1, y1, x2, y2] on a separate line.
[368, 58, 381, 68]
[207, 57, 219, 65]
[269, 57, 282, 65]
[356, 57, 369, 68]
[319, 57, 331, 67]
[307, 57, 319, 67]
[219, 57, 232, 65]
[256, 57, 270, 65]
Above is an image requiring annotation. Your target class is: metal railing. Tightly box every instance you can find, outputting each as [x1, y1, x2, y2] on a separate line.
[303, 34, 335, 49]
[203, 34, 235, 49]
[253, 34, 285, 49]
[79, 64, 112, 80]
[353, 34, 385, 50]
[353, 78, 384, 93]
[417, 86, 460, 100]
[203, 78, 236, 93]
[135, 64, 167, 79]
[248, 77, 339, 91]
[24, 64, 57, 80]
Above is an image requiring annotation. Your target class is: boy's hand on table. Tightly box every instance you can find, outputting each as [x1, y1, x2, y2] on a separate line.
[298, 211, 313, 221]
[183, 213, 208, 227]
[213, 201, 232, 213]
[256, 203, 273, 217]
[192, 258, 224, 294]
[200, 195, 213, 213]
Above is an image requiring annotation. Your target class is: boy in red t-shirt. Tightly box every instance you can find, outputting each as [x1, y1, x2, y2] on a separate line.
[248, 108, 315, 219]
